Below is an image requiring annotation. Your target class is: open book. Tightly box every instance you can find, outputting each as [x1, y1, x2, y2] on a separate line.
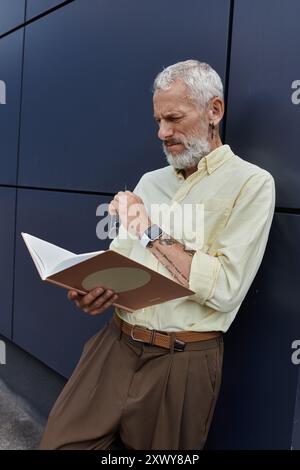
[21, 233, 195, 312]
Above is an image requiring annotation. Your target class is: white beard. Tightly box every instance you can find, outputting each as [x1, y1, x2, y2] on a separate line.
[163, 136, 211, 170]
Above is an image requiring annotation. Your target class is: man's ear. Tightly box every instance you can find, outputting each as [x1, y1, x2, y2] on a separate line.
[207, 97, 224, 125]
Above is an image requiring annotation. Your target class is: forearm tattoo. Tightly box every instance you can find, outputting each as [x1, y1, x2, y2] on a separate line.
[147, 233, 196, 286]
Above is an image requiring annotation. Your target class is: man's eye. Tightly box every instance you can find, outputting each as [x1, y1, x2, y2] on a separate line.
[154, 117, 182, 125]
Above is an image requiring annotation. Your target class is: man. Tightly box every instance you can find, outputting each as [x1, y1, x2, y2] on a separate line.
[39, 60, 275, 450]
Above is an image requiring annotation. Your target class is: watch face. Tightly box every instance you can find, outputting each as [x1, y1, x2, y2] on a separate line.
[146, 224, 162, 240]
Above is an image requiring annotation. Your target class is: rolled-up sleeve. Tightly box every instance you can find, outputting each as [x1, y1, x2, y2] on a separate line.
[188, 172, 276, 312]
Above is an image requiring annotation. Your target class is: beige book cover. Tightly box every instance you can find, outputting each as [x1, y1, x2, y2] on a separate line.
[21, 232, 195, 312]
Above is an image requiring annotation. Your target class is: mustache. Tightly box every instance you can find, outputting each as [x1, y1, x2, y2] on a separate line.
[163, 139, 184, 146]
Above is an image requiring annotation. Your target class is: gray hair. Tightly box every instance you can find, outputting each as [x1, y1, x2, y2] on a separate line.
[153, 59, 224, 109]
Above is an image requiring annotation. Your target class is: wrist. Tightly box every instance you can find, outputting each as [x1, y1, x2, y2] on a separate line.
[139, 224, 163, 248]
[137, 218, 152, 239]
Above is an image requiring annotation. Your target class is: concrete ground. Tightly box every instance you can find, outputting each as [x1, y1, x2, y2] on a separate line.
[0, 379, 45, 450]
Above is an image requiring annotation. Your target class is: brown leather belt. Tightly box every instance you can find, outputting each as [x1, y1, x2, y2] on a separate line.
[113, 314, 222, 352]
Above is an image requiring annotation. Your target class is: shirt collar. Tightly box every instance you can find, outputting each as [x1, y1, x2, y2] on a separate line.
[173, 144, 234, 180]
[174, 168, 185, 180]
[203, 144, 234, 174]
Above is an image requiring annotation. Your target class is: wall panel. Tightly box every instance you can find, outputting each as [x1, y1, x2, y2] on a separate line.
[0, 1, 25, 35]
[19, 0, 231, 192]
[0, 30, 24, 184]
[14, 188, 114, 377]
[0, 188, 16, 339]
[207, 214, 300, 449]
[226, 0, 300, 208]
[26, 0, 66, 20]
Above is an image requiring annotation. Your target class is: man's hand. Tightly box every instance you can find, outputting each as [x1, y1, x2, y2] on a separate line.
[108, 190, 151, 238]
[68, 287, 118, 316]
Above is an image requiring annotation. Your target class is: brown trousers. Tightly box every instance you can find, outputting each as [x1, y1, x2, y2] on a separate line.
[39, 317, 223, 450]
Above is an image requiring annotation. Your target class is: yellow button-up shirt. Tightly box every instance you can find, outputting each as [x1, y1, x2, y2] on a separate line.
[109, 144, 275, 332]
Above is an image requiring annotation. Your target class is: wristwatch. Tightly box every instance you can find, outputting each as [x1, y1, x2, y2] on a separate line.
[140, 224, 163, 248]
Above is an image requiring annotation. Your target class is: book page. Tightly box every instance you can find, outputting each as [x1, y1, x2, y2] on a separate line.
[53, 250, 104, 275]
[22, 233, 77, 279]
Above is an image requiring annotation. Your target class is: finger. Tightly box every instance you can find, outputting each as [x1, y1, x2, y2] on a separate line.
[82, 288, 115, 310]
[124, 190, 138, 199]
[89, 295, 118, 315]
[86, 293, 116, 315]
[90, 291, 116, 310]
[79, 287, 105, 308]
[108, 202, 118, 215]
[68, 290, 78, 300]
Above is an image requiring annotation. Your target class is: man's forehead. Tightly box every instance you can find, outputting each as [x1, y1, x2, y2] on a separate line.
[154, 79, 189, 100]
[153, 80, 195, 112]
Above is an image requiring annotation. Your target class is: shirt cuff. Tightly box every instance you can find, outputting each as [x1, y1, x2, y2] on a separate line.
[188, 251, 220, 305]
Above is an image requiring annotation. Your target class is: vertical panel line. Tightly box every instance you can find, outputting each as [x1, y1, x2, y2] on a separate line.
[11, 0, 27, 340]
[222, 0, 234, 142]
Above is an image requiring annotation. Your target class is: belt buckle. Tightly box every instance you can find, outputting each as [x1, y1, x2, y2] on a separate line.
[130, 325, 145, 343]
[174, 338, 186, 352]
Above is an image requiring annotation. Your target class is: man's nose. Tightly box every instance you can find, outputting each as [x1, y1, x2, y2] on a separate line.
[158, 121, 174, 140]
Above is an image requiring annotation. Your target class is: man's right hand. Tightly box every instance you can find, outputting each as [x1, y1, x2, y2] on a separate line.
[67, 287, 118, 316]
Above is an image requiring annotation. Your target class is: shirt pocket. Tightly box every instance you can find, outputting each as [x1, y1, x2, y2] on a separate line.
[203, 197, 233, 213]
[180, 198, 233, 251]
[203, 198, 233, 248]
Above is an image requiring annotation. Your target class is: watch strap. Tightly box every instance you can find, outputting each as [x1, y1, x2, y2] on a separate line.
[140, 224, 163, 248]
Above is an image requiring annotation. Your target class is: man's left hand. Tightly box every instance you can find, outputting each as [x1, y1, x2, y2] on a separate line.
[108, 191, 151, 238]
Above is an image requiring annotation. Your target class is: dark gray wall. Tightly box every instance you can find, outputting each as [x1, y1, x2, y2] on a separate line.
[19, 0, 230, 192]
[0, 30, 23, 184]
[13, 189, 114, 377]
[0, 188, 16, 338]
[26, 0, 66, 19]
[205, 0, 300, 449]
[0, 0, 299, 449]
[0, 1, 25, 35]
[0, 333, 66, 420]
[226, 0, 300, 209]
[207, 214, 300, 449]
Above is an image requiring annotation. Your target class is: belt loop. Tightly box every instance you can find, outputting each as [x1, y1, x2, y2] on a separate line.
[150, 329, 156, 346]
[169, 332, 176, 354]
